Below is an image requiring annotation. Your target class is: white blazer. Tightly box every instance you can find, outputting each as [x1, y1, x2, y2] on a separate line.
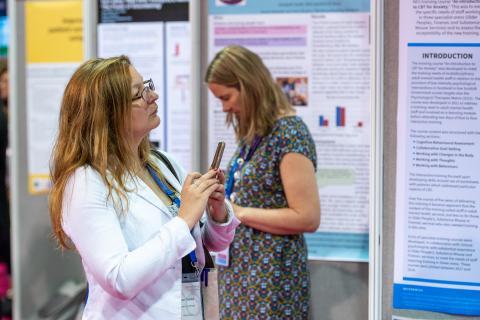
[62, 152, 239, 319]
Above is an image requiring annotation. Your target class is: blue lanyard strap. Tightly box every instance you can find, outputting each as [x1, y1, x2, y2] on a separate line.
[226, 136, 262, 197]
[225, 162, 238, 198]
[145, 164, 198, 271]
[146, 164, 181, 207]
[189, 251, 197, 265]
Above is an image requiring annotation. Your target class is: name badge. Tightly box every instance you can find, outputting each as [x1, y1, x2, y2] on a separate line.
[214, 247, 230, 267]
[182, 273, 203, 320]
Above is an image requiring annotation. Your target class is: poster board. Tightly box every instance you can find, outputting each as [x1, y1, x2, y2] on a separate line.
[383, 0, 480, 319]
[10, 1, 85, 318]
[25, 0, 83, 194]
[207, 0, 371, 261]
[393, 0, 480, 316]
[0, 0, 6, 56]
[97, 0, 194, 170]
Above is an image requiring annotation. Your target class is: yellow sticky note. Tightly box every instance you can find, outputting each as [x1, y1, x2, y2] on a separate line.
[29, 174, 51, 195]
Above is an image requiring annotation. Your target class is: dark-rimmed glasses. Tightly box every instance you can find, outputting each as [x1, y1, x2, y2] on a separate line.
[132, 78, 155, 102]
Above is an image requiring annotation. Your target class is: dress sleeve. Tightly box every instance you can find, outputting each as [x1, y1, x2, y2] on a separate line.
[274, 118, 317, 170]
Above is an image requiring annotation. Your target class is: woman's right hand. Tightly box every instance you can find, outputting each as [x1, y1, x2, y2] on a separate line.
[178, 170, 219, 229]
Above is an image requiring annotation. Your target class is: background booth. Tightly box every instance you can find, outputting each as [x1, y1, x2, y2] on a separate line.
[6, 0, 480, 319]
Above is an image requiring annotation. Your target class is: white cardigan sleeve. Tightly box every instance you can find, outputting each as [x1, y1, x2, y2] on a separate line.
[62, 167, 196, 300]
[202, 200, 240, 252]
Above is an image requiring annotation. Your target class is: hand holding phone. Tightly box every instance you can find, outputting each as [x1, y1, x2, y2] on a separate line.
[210, 141, 226, 170]
[207, 142, 228, 223]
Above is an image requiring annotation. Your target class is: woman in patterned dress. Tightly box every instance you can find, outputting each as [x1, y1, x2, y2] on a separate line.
[206, 45, 320, 319]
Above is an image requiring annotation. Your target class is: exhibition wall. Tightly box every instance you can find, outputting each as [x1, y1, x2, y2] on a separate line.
[8, 0, 479, 319]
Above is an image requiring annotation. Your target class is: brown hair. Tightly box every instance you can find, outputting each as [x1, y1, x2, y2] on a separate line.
[49, 56, 154, 249]
[205, 45, 294, 143]
[0, 64, 8, 110]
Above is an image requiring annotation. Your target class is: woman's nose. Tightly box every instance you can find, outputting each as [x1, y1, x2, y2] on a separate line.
[147, 91, 159, 104]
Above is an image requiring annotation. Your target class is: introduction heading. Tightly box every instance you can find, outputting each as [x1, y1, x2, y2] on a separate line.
[422, 53, 474, 59]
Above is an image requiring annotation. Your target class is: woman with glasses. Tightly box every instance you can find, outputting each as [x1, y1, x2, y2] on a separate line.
[49, 56, 239, 318]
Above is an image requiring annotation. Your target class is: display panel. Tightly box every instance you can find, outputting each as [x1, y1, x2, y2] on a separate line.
[0, 16, 7, 57]
[207, 0, 371, 261]
[394, 0, 480, 315]
[98, 0, 193, 170]
[25, 0, 83, 194]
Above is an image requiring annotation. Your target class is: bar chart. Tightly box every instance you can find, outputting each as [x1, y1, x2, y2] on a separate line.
[318, 106, 365, 129]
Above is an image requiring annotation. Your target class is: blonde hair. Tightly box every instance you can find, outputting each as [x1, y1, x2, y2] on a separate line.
[49, 56, 154, 249]
[205, 45, 294, 143]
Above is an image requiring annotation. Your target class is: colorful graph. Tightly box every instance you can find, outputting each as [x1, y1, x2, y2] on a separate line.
[319, 115, 329, 127]
[336, 106, 346, 127]
[319, 106, 364, 128]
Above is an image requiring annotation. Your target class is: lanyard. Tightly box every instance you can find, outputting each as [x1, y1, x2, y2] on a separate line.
[146, 164, 181, 207]
[146, 164, 198, 271]
[225, 136, 262, 198]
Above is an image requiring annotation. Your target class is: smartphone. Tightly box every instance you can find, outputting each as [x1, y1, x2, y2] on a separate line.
[210, 141, 226, 170]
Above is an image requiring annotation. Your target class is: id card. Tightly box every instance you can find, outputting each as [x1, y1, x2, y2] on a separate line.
[181, 273, 203, 320]
[214, 247, 229, 267]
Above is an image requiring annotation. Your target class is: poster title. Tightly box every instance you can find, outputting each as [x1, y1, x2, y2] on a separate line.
[100, 0, 188, 10]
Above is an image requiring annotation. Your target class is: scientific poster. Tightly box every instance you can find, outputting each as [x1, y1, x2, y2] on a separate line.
[394, 0, 480, 315]
[208, 0, 371, 261]
[0, 17, 7, 57]
[25, 0, 83, 194]
[0, 2, 7, 57]
[98, 0, 193, 170]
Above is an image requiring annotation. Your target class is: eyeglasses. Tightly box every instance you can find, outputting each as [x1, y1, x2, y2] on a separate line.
[132, 78, 155, 102]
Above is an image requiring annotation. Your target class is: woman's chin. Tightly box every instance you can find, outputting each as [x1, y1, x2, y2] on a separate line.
[151, 115, 161, 128]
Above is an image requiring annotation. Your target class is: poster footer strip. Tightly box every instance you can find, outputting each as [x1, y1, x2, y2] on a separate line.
[305, 232, 368, 261]
[393, 284, 480, 316]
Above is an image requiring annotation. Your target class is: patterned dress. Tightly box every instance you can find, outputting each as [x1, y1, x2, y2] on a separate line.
[219, 116, 317, 320]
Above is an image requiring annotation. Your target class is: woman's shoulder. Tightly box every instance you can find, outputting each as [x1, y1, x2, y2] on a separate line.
[149, 149, 186, 183]
[272, 115, 311, 136]
[149, 149, 175, 165]
[149, 149, 182, 171]
[70, 165, 101, 180]
[268, 115, 317, 163]
[65, 165, 106, 192]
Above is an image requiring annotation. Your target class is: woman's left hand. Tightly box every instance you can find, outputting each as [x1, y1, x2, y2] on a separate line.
[207, 169, 228, 223]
